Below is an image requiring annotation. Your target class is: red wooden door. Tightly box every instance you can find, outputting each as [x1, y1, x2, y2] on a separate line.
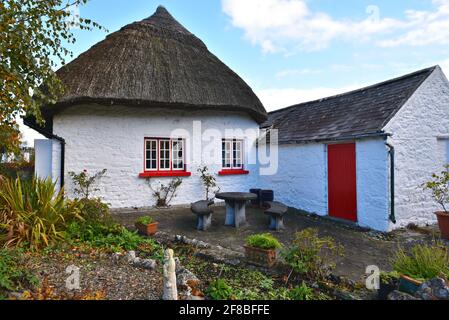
[327, 143, 357, 222]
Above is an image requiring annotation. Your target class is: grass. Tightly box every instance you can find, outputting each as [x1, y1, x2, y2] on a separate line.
[246, 233, 282, 250]
[179, 246, 330, 300]
[392, 242, 449, 281]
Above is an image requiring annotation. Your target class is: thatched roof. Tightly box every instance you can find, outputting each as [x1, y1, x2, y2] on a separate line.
[39, 6, 267, 124]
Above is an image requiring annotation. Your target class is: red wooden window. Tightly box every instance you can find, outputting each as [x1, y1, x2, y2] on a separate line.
[327, 143, 357, 222]
[139, 138, 191, 178]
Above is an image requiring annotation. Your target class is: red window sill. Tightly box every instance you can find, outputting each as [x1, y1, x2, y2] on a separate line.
[139, 171, 192, 178]
[218, 169, 250, 176]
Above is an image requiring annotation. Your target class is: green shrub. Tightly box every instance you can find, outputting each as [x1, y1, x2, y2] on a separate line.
[0, 248, 38, 299]
[281, 228, 344, 278]
[288, 282, 315, 300]
[380, 271, 400, 285]
[392, 243, 449, 281]
[136, 216, 154, 225]
[72, 198, 111, 226]
[68, 169, 107, 200]
[423, 165, 449, 213]
[246, 233, 282, 250]
[0, 177, 81, 250]
[206, 279, 235, 300]
[65, 221, 164, 260]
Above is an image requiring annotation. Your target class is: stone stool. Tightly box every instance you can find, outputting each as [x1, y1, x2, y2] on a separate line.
[191, 200, 214, 231]
[264, 201, 288, 231]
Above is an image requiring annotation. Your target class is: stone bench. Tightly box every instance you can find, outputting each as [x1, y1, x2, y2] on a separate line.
[191, 200, 214, 231]
[264, 201, 288, 231]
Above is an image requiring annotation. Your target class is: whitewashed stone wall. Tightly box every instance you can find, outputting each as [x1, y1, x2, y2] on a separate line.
[356, 139, 390, 231]
[384, 67, 449, 230]
[51, 105, 260, 208]
[257, 143, 328, 216]
[258, 139, 391, 232]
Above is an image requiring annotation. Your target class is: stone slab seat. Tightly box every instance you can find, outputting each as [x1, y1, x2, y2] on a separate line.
[264, 201, 288, 231]
[191, 200, 214, 231]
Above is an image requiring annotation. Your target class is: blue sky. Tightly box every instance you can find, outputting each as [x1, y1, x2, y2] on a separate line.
[22, 0, 449, 144]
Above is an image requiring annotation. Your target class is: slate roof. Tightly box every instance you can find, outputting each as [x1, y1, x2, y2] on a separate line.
[262, 66, 437, 144]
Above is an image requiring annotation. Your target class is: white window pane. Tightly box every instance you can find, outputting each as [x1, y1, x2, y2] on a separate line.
[145, 139, 158, 170]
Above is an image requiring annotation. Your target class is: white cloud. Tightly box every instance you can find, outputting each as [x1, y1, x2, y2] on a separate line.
[256, 85, 360, 112]
[275, 68, 322, 79]
[440, 57, 449, 76]
[221, 0, 449, 53]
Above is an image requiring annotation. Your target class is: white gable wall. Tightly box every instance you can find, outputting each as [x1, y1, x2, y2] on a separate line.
[383, 67, 449, 229]
[51, 105, 260, 208]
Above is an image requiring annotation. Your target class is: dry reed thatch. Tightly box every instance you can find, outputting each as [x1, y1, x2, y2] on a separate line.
[39, 6, 267, 124]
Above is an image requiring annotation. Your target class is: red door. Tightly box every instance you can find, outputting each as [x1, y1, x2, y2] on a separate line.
[327, 143, 357, 222]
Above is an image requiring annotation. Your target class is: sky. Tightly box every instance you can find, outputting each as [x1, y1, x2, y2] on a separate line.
[21, 0, 449, 145]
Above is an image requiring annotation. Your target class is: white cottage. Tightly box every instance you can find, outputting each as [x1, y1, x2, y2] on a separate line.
[260, 66, 449, 232]
[26, 6, 267, 207]
[26, 7, 449, 233]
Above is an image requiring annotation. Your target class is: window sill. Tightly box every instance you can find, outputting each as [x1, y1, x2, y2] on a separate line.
[139, 171, 192, 178]
[218, 169, 250, 176]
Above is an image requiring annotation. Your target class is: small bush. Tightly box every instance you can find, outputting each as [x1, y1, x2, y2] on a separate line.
[65, 221, 164, 260]
[0, 248, 38, 299]
[68, 169, 107, 200]
[206, 279, 235, 300]
[246, 233, 282, 250]
[288, 282, 315, 300]
[71, 198, 112, 226]
[380, 271, 400, 285]
[281, 228, 344, 279]
[392, 242, 449, 281]
[148, 177, 183, 207]
[0, 177, 81, 250]
[136, 216, 154, 225]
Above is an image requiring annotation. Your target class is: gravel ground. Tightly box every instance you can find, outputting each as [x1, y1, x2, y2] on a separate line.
[28, 249, 163, 300]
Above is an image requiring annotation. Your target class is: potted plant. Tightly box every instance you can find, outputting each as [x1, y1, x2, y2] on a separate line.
[135, 216, 159, 236]
[244, 233, 282, 268]
[423, 165, 449, 239]
[197, 166, 220, 201]
[392, 242, 449, 295]
[378, 271, 400, 300]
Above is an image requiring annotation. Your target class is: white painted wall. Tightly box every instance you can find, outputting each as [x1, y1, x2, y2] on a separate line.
[258, 143, 328, 216]
[257, 138, 390, 232]
[34, 139, 53, 180]
[384, 67, 449, 230]
[51, 105, 260, 208]
[356, 139, 390, 232]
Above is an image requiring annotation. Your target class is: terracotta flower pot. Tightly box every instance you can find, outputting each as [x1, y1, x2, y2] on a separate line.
[135, 222, 159, 236]
[435, 211, 449, 240]
[244, 246, 277, 268]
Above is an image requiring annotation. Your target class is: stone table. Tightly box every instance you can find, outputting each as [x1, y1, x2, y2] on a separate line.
[216, 192, 258, 228]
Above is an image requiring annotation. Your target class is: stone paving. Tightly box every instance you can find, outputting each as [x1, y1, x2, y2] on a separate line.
[113, 205, 442, 282]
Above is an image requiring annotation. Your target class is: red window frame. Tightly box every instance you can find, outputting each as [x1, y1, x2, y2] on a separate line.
[139, 137, 191, 178]
[219, 139, 249, 176]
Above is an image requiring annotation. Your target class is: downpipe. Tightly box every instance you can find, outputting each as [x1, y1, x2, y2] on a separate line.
[386, 143, 396, 224]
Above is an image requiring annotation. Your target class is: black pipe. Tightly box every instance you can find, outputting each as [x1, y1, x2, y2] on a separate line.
[53, 136, 66, 189]
[386, 143, 396, 224]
